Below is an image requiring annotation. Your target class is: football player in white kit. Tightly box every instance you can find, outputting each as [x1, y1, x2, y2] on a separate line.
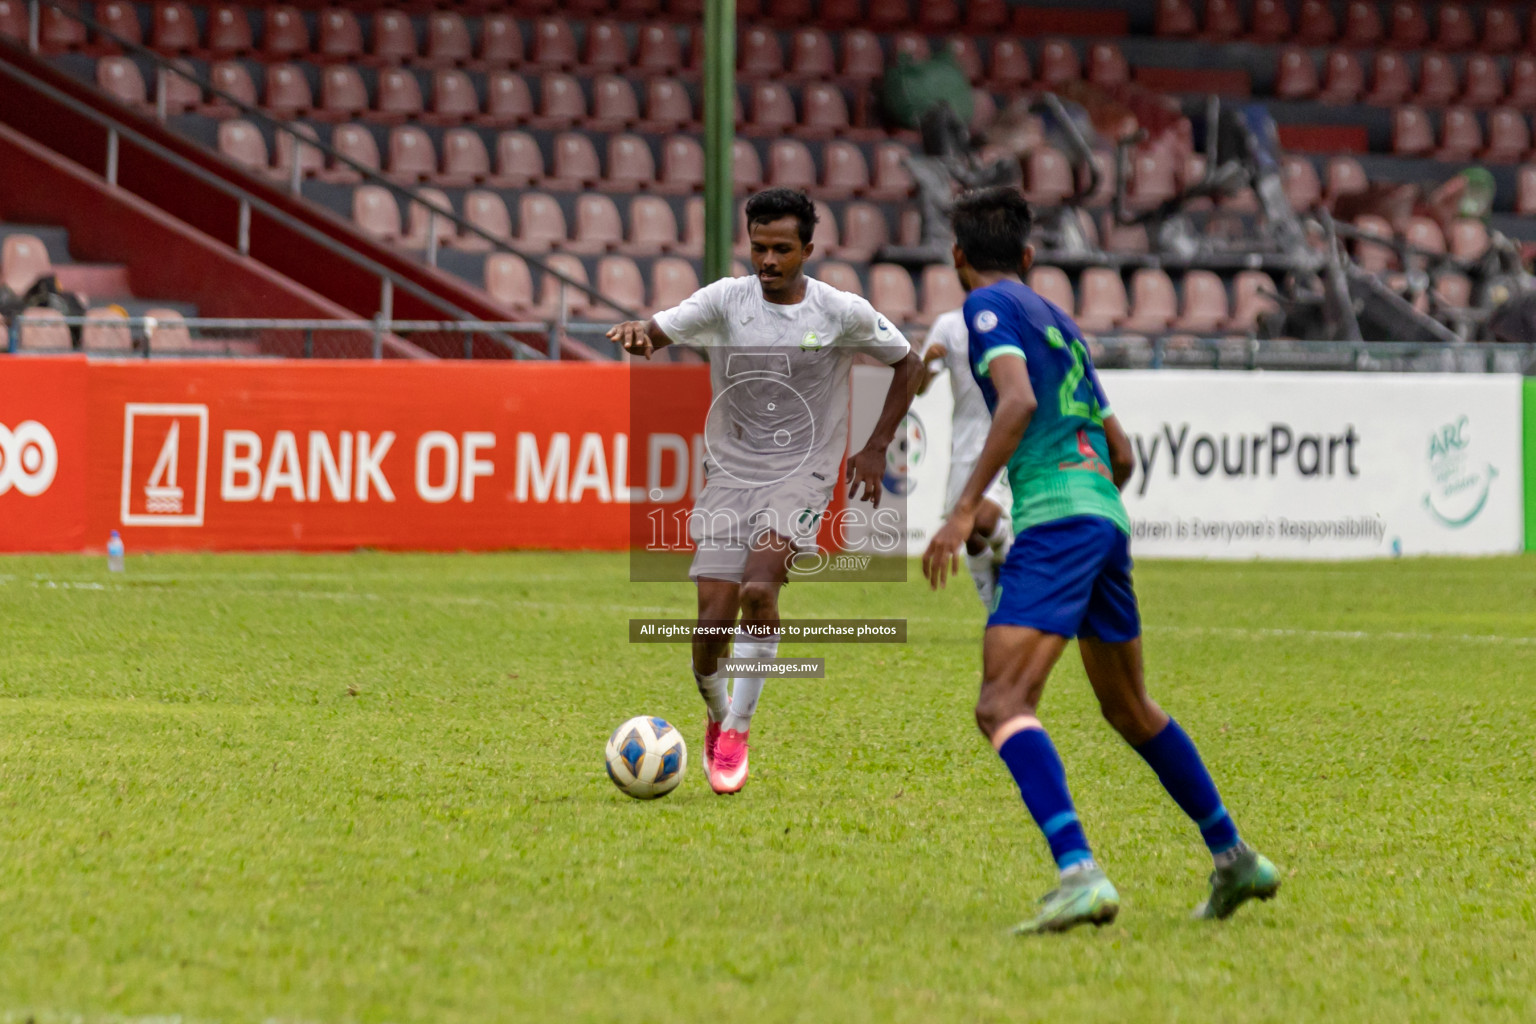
[609, 188, 921, 794]
[921, 308, 1014, 608]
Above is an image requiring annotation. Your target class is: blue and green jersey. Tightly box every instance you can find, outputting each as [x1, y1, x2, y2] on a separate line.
[964, 278, 1129, 535]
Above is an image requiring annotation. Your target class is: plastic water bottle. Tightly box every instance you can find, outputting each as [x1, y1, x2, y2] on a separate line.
[107, 530, 125, 573]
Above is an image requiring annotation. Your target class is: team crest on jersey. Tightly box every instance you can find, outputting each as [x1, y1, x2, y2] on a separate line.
[974, 310, 999, 333]
[800, 329, 828, 350]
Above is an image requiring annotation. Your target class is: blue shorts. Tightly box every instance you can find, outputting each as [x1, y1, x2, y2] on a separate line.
[988, 515, 1141, 642]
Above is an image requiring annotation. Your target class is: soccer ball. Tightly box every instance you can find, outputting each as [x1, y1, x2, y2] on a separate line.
[605, 716, 687, 799]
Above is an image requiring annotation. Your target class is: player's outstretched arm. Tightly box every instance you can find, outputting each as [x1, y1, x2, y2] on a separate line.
[847, 348, 923, 507]
[1103, 415, 1135, 492]
[923, 353, 1035, 589]
[607, 319, 675, 360]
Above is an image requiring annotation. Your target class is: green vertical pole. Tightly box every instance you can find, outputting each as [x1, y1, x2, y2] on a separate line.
[1523, 378, 1535, 551]
[702, 0, 735, 284]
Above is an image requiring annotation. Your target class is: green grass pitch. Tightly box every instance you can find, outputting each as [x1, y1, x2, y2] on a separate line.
[0, 551, 1533, 1023]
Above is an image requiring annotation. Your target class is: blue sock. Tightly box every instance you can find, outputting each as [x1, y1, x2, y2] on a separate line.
[1134, 718, 1240, 855]
[997, 727, 1094, 870]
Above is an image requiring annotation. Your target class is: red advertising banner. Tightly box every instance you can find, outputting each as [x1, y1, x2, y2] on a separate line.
[0, 358, 727, 553]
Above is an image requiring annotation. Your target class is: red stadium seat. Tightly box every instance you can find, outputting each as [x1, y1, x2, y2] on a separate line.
[144, 309, 192, 352]
[1295, 0, 1337, 44]
[1483, 107, 1530, 163]
[868, 264, 917, 325]
[1520, 164, 1536, 215]
[920, 0, 961, 31]
[1075, 268, 1128, 332]
[583, 20, 629, 72]
[1320, 50, 1364, 104]
[1392, 106, 1435, 156]
[262, 5, 307, 58]
[837, 202, 889, 262]
[318, 123, 379, 182]
[530, 73, 585, 129]
[352, 185, 401, 241]
[530, 18, 577, 68]
[439, 128, 490, 185]
[371, 10, 418, 63]
[536, 255, 594, 319]
[1023, 147, 1074, 206]
[217, 119, 267, 171]
[206, 3, 252, 54]
[402, 188, 457, 250]
[1352, 215, 1397, 272]
[1121, 269, 1177, 334]
[1086, 43, 1127, 90]
[1483, 6, 1523, 53]
[1416, 54, 1460, 107]
[1247, 0, 1291, 42]
[767, 139, 816, 190]
[1028, 266, 1075, 314]
[732, 138, 764, 191]
[747, 82, 798, 136]
[739, 26, 783, 77]
[151, 3, 199, 52]
[546, 132, 602, 190]
[96, 56, 147, 105]
[815, 261, 863, 297]
[918, 264, 965, 325]
[320, 65, 369, 118]
[1155, 0, 1197, 37]
[159, 59, 202, 114]
[485, 253, 534, 314]
[790, 28, 836, 78]
[1282, 156, 1322, 210]
[1202, 0, 1243, 40]
[1403, 215, 1446, 259]
[1387, 1, 1429, 49]
[516, 193, 567, 252]
[651, 257, 700, 311]
[567, 195, 624, 254]
[387, 125, 436, 181]
[840, 30, 885, 81]
[636, 23, 684, 73]
[1433, 273, 1472, 308]
[1435, 4, 1475, 51]
[639, 78, 694, 132]
[492, 130, 543, 186]
[429, 69, 480, 123]
[1275, 48, 1319, 100]
[272, 123, 322, 181]
[869, 143, 914, 200]
[206, 61, 255, 112]
[1225, 271, 1279, 332]
[766, 0, 813, 24]
[1127, 147, 1178, 209]
[987, 38, 1033, 90]
[818, 0, 861, 27]
[1448, 218, 1490, 260]
[455, 190, 511, 250]
[1174, 270, 1229, 333]
[1364, 51, 1411, 106]
[1037, 39, 1080, 87]
[606, 134, 656, 191]
[480, 14, 523, 64]
[15, 308, 71, 351]
[1462, 56, 1505, 108]
[678, 197, 705, 257]
[1436, 106, 1482, 161]
[966, 0, 1009, 32]
[317, 7, 362, 60]
[621, 196, 679, 256]
[1340, 0, 1383, 46]
[1325, 156, 1368, 203]
[593, 257, 646, 318]
[97, 3, 144, 48]
[892, 32, 931, 63]
[590, 75, 640, 131]
[263, 63, 311, 116]
[1509, 57, 1536, 108]
[484, 73, 534, 125]
[657, 136, 705, 194]
[821, 140, 870, 198]
[425, 11, 472, 65]
[801, 83, 849, 137]
[82, 308, 132, 352]
[867, 0, 910, 30]
[945, 36, 985, 84]
[376, 68, 424, 120]
[2, 235, 52, 295]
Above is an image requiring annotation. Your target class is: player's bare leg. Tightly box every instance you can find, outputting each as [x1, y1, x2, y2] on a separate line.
[693, 578, 739, 773]
[978, 626, 1121, 934]
[1079, 637, 1280, 919]
[963, 498, 1012, 609]
[709, 532, 793, 795]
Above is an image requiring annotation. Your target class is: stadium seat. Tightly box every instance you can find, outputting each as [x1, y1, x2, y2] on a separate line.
[144, 309, 193, 352]
[678, 197, 705, 257]
[544, 133, 601, 191]
[766, 0, 812, 26]
[1416, 54, 1459, 108]
[1101, 212, 1150, 254]
[480, 14, 523, 65]
[767, 139, 817, 190]
[271, 123, 322, 181]
[650, 257, 700, 311]
[658, 136, 706, 193]
[13, 307, 69, 351]
[747, 82, 798, 136]
[1155, 0, 1198, 37]
[1175, 270, 1229, 333]
[869, 264, 917, 325]
[263, 63, 311, 116]
[840, 30, 885, 81]
[530, 18, 577, 68]
[1, 233, 51, 294]
[205, 61, 256, 114]
[966, 0, 1009, 32]
[813, 260, 862, 297]
[1122, 268, 1177, 334]
[352, 185, 401, 241]
[1483, 6, 1523, 53]
[592, 256, 646, 319]
[732, 138, 764, 191]
[401, 189, 457, 250]
[619, 196, 679, 256]
[320, 65, 369, 119]
[387, 126, 436, 182]
[1075, 268, 1129, 333]
[801, 83, 850, 138]
[1086, 43, 1128, 90]
[869, 143, 914, 200]
[1519, 165, 1536, 215]
[1247, 0, 1291, 42]
[1325, 156, 1368, 204]
[1509, 57, 1536, 108]
[636, 23, 684, 73]
[1340, 0, 1383, 46]
[82, 308, 132, 352]
[945, 36, 985, 85]
[1364, 51, 1411, 106]
[262, 5, 307, 58]
[371, 10, 418, 64]
[583, 20, 629, 72]
[1127, 148, 1178, 209]
[1023, 147, 1074, 206]
[1275, 48, 1319, 100]
[1352, 214, 1397, 272]
[637, 78, 694, 133]
[567, 195, 625, 254]
[1403, 216, 1446, 265]
[739, 26, 783, 77]
[376, 68, 424, 120]
[151, 3, 199, 52]
[1319, 51, 1364, 105]
[818, 0, 862, 27]
[1202, 0, 1243, 40]
[1435, 3, 1475, 50]
[206, 3, 252, 54]
[1387, 1, 1429, 48]
[1027, 266, 1074, 314]
[485, 253, 535, 314]
[605, 134, 656, 191]
[1037, 39, 1081, 88]
[529, 73, 586, 130]
[423, 70, 479, 123]
[482, 72, 533, 125]
[970, 89, 997, 133]
[1433, 272, 1472, 308]
[837, 202, 889, 262]
[589, 75, 640, 131]
[97, 56, 147, 106]
[536, 254, 594, 319]
[918, 264, 965, 325]
[809, 199, 838, 260]
[1448, 218, 1490, 260]
[1225, 271, 1279, 332]
[217, 119, 267, 171]
[890, 31, 931, 64]
[789, 28, 836, 78]
[1484, 108, 1530, 163]
[317, 7, 363, 60]
[436, 128, 490, 186]
[1295, 0, 1337, 44]
[96, 2, 142, 48]
[1282, 156, 1322, 211]
[455, 190, 512, 250]
[869, 0, 912, 31]
[516, 193, 567, 252]
[821, 141, 870, 199]
[1435, 107, 1482, 161]
[423, 11, 472, 65]
[320, 123, 380, 182]
[159, 60, 202, 114]
[1392, 106, 1435, 156]
[1462, 56, 1505, 108]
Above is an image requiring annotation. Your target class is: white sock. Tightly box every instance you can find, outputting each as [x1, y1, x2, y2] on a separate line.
[723, 630, 778, 733]
[1060, 858, 1099, 880]
[694, 666, 729, 723]
[983, 515, 1013, 565]
[965, 548, 996, 609]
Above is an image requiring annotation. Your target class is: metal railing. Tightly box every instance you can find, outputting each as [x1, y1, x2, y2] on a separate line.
[21, 0, 637, 331]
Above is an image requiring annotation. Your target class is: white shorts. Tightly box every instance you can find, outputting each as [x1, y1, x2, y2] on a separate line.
[945, 455, 1013, 520]
[688, 475, 834, 582]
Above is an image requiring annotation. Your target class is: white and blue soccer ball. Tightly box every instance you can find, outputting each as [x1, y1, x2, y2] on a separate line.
[605, 716, 687, 799]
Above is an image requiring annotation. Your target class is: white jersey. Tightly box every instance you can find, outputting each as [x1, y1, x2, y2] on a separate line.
[928, 309, 992, 463]
[654, 274, 911, 488]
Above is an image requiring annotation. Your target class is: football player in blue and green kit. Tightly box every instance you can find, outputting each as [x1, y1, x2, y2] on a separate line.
[922, 187, 1280, 934]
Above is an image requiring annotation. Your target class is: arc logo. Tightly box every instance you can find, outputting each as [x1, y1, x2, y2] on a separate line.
[120, 404, 209, 526]
[0, 421, 58, 497]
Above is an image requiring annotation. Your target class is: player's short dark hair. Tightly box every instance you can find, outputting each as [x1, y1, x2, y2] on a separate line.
[950, 187, 1035, 272]
[745, 187, 818, 246]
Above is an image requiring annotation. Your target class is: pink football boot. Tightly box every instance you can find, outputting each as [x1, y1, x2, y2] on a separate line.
[708, 728, 750, 794]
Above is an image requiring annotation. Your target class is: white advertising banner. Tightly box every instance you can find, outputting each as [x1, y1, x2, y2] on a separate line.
[879, 370, 1524, 561]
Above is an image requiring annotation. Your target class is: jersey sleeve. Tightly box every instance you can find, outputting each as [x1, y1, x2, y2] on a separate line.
[963, 289, 1028, 379]
[652, 277, 732, 346]
[839, 293, 912, 364]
